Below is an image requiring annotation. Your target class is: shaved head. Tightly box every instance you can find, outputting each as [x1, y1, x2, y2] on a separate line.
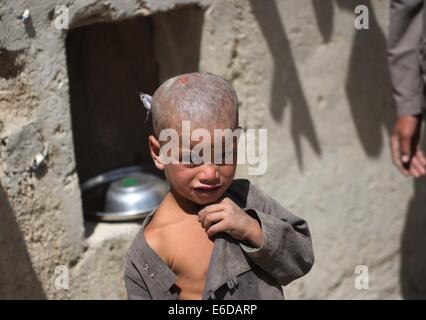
[151, 72, 239, 137]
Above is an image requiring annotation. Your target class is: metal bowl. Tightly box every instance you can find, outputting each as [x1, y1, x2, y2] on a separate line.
[105, 172, 166, 213]
[81, 166, 168, 222]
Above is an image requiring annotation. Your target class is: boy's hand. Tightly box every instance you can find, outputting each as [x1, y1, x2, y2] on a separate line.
[198, 197, 264, 248]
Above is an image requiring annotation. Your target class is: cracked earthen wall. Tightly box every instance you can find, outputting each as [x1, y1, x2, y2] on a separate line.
[1, 0, 425, 299]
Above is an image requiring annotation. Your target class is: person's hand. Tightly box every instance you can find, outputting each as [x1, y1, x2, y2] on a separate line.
[390, 114, 426, 177]
[198, 197, 264, 248]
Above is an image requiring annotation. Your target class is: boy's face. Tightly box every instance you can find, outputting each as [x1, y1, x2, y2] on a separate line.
[164, 159, 236, 206]
[150, 123, 238, 206]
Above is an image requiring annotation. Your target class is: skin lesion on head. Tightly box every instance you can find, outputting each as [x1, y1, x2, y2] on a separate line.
[151, 72, 239, 138]
[178, 74, 189, 85]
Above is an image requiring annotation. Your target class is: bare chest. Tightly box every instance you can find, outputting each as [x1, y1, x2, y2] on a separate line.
[167, 221, 215, 299]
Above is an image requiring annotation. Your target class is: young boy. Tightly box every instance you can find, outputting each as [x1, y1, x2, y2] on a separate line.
[124, 72, 314, 300]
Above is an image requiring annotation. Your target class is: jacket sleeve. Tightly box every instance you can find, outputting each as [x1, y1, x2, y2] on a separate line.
[388, 0, 424, 116]
[124, 253, 152, 300]
[239, 182, 314, 286]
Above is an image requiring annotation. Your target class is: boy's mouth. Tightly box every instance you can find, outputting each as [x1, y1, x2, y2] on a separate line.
[193, 185, 222, 194]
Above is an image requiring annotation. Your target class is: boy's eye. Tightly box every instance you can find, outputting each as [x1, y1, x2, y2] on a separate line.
[179, 149, 235, 166]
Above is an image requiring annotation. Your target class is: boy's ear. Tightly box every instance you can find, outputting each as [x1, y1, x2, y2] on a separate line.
[148, 135, 165, 170]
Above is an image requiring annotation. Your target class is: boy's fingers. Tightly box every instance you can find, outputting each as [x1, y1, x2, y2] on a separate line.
[202, 212, 225, 230]
[201, 203, 225, 213]
[198, 204, 225, 223]
[206, 220, 228, 238]
[221, 197, 234, 204]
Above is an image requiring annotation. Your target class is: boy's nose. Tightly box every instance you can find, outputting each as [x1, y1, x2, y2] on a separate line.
[198, 164, 220, 184]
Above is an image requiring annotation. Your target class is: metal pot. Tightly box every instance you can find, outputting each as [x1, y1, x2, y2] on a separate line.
[81, 166, 168, 222]
[105, 172, 166, 213]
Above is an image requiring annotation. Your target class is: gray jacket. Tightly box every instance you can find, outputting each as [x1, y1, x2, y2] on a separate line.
[124, 179, 314, 300]
[388, 0, 426, 116]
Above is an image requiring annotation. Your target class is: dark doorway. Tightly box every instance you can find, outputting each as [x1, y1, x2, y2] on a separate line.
[65, 6, 204, 226]
[66, 16, 158, 183]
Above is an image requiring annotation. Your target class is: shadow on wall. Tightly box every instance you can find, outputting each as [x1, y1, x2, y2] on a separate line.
[249, 0, 395, 169]
[335, 0, 395, 157]
[249, 0, 322, 170]
[312, 0, 334, 43]
[313, 0, 395, 157]
[313, 0, 395, 156]
[313, 0, 426, 298]
[0, 184, 46, 299]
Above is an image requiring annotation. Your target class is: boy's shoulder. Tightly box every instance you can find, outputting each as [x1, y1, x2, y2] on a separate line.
[127, 192, 205, 265]
[127, 194, 178, 261]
